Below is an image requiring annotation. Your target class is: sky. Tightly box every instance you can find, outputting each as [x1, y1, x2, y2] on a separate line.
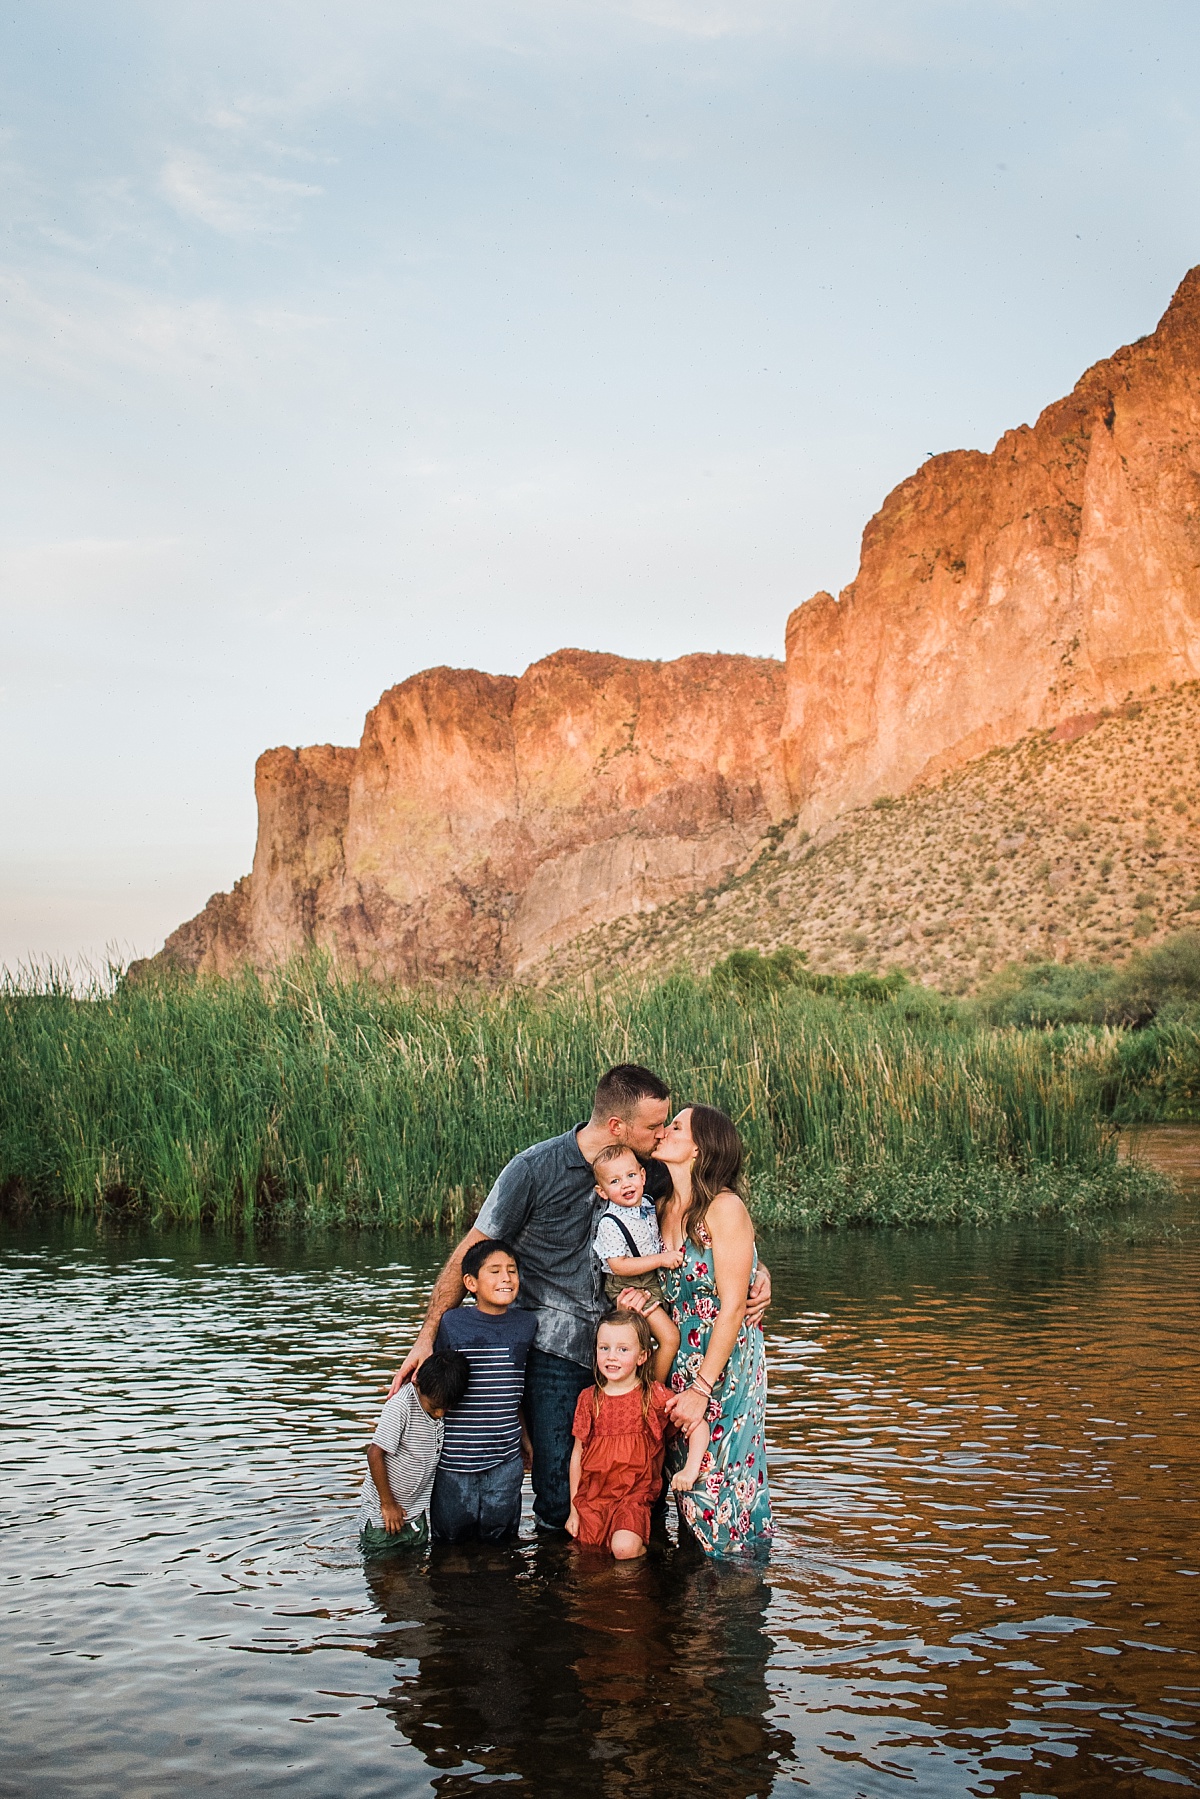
[3, 0, 1200, 972]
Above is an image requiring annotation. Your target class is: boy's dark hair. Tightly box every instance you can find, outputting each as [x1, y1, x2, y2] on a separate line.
[591, 1064, 670, 1124]
[462, 1237, 519, 1284]
[416, 1350, 470, 1410]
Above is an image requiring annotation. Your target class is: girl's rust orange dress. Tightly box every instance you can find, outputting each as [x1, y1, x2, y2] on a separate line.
[570, 1381, 672, 1547]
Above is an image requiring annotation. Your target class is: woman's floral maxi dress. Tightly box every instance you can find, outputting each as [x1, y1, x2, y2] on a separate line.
[662, 1231, 773, 1557]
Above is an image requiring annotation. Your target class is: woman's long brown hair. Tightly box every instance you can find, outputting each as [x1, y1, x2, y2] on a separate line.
[683, 1104, 747, 1247]
[592, 1307, 656, 1418]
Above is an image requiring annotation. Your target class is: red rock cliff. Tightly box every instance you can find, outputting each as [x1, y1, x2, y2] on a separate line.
[156, 268, 1200, 982]
[159, 650, 788, 980]
[781, 266, 1200, 825]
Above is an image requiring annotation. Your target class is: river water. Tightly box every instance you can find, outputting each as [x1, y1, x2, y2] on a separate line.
[2, 1131, 1197, 1797]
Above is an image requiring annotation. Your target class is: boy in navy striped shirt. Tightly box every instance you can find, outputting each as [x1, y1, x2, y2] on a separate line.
[430, 1239, 536, 1542]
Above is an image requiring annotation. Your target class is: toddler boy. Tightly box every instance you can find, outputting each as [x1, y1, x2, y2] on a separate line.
[359, 1349, 470, 1555]
[430, 1238, 537, 1542]
[591, 1144, 682, 1382]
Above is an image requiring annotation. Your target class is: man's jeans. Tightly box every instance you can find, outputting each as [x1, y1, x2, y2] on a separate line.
[523, 1346, 593, 1528]
[430, 1455, 523, 1543]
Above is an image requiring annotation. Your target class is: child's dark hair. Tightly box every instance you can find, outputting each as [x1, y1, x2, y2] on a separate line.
[592, 1307, 656, 1418]
[462, 1238, 519, 1284]
[416, 1350, 470, 1410]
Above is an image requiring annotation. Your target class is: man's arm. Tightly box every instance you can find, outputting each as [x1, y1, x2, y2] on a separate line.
[746, 1257, 771, 1329]
[387, 1154, 535, 1394]
[388, 1226, 487, 1393]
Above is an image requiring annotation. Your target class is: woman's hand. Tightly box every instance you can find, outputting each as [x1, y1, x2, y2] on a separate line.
[565, 1506, 580, 1538]
[663, 1384, 709, 1431]
[616, 1286, 652, 1314]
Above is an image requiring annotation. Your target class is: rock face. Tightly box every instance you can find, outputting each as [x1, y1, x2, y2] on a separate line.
[158, 652, 789, 981]
[781, 267, 1200, 826]
[156, 269, 1200, 983]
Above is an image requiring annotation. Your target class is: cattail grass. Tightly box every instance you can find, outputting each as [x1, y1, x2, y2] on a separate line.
[0, 956, 1166, 1229]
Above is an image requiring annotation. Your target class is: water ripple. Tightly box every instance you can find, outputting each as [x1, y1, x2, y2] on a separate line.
[1, 1177, 1198, 1796]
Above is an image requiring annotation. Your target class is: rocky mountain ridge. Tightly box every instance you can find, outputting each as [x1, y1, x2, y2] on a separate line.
[151, 269, 1200, 986]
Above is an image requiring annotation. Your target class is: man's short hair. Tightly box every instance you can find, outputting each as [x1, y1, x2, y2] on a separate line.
[462, 1237, 519, 1283]
[593, 1142, 641, 1173]
[416, 1349, 470, 1409]
[592, 1064, 670, 1123]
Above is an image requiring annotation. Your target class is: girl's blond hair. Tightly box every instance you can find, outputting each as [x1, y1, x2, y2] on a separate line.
[592, 1307, 656, 1418]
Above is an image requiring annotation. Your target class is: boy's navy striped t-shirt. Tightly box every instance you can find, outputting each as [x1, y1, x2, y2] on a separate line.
[434, 1305, 538, 1473]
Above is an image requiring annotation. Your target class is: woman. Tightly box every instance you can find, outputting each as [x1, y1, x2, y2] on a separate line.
[652, 1105, 772, 1557]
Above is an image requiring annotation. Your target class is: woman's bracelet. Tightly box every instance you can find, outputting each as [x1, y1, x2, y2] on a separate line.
[691, 1374, 714, 1398]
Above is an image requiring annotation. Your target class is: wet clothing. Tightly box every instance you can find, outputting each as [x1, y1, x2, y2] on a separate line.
[435, 1305, 537, 1473]
[523, 1346, 594, 1528]
[570, 1381, 672, 1549]
[359, 1514, 429, 1556]
[358, 1382, 443, 1530]
[472, 1127, 671, 1367]
[430, 1454, 524, 1543]
[665, 1234, 773, 1558]
[469, 1125, 670, 1527]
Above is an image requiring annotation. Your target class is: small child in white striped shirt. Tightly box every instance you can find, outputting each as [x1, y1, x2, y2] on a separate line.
[359, 1350, 469, 1555]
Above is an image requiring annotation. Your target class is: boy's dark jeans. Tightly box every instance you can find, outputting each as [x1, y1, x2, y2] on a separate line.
[523, 1346, 592, 1528]
[430, 1455, 524, 1543]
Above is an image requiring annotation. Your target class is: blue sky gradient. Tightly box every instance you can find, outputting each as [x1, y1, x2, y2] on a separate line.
[3, 1, 1199, 966]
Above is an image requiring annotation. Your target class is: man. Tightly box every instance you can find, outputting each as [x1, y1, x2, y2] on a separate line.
[390, 1063, 771, 1531]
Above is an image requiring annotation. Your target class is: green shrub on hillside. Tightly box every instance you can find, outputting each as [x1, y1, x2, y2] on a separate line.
[977, 931, 1200, 1029]
[975, 959, 1120, 1027]
[710, 945, 914, 1007]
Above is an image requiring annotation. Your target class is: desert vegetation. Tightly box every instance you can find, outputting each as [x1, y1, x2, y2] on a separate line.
[541, 683, 1200, 993]
[1, 951, 1184, 1232]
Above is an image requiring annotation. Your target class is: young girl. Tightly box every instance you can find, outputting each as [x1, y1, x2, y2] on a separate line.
[565, 1308, 709, 1561]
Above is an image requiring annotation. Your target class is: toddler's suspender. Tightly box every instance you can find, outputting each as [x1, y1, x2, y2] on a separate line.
[609, 1216, 641, 1258]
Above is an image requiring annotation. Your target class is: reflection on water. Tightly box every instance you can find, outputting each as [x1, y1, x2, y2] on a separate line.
[0, 1128, 1196, 1796]
[363, 1544, 786, 1797]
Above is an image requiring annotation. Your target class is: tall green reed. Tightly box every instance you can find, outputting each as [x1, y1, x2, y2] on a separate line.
[0, 958, 1150, 1229]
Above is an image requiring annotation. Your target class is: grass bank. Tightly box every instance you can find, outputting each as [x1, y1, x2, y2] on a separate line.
[0, 959, 1167, 1230]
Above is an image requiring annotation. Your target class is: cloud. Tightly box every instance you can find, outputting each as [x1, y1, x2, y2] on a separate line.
[158, 152, 323, 236]
[0, 267, 330, 395]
